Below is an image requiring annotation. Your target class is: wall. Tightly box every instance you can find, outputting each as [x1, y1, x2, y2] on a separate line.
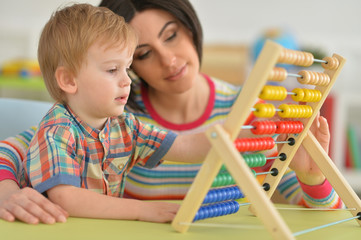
[1, 0, 360, 92]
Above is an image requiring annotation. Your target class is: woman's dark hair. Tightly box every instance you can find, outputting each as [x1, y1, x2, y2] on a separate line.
[99, 0, 203, 112]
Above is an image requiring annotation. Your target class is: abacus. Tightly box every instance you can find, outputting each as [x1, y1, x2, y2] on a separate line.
[171, 40, 361, 239]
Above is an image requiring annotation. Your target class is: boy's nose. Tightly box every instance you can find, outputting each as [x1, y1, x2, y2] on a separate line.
[119, 74, 132, 87]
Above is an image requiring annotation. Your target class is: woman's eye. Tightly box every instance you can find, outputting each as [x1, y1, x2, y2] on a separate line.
[136, 51, 150, 60]
[166, 31, 177, 41]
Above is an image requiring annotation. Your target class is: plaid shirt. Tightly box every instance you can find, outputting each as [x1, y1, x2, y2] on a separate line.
[22, 103, 176, 197]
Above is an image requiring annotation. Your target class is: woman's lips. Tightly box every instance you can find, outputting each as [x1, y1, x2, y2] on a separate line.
[165, 65, 187, 81]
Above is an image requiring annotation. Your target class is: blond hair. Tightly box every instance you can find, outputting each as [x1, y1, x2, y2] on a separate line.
[38, 3, 137, 103]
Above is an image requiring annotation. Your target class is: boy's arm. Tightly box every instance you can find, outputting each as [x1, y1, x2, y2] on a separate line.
[162, 132, 210, 163]
[47, 184, 179, 223]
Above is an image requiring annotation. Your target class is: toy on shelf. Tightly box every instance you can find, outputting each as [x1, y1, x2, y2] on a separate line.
[171, 40, 361, 240]
[0, 59, 41, 78]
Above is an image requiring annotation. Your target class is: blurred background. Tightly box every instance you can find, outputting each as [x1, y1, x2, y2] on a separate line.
[1, 0, 361, 90]
[1, 0, 361, 192]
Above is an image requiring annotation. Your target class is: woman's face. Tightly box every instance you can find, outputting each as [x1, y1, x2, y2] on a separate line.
[130, 9, 200, 94]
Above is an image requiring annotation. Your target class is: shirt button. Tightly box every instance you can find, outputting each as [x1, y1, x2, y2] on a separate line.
[118, 163, 124, 170]
[99, 133, 105, 139]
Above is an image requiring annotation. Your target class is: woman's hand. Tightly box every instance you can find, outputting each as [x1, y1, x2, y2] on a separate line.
[0, 180, 68, 224]
[279, 115, 330, 185]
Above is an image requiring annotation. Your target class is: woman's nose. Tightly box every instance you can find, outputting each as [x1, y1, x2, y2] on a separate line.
[159, 49, 176, 67]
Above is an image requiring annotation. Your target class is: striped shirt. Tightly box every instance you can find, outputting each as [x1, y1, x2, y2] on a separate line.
[22, 103, 176, 197]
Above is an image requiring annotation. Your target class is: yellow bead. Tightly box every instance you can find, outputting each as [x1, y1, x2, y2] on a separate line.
[278, 104, 291, 118]
[254, 103, 275, 118]
[291, 88, 304, 102]
[259, 86, 287, 101]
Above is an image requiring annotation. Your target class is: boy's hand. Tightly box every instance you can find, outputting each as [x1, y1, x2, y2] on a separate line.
[0, 180, 68, 224]
[138, 201, 180, 223]
[279, 115, 330, 185]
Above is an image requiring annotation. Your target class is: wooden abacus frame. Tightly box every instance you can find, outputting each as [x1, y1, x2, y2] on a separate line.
[171, 40, 361, 240]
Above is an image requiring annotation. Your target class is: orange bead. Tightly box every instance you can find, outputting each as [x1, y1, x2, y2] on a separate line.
[269, 67, 287, 81]
[322, 57, 339, 70]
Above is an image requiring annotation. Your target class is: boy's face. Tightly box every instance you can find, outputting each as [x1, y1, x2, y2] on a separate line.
[71, 41, 133, 128]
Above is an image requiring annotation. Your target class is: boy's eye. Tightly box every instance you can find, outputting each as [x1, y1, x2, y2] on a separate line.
[107, 68, 118, 73]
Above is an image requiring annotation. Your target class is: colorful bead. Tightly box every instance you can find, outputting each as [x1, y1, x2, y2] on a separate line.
[278, 104, 313, 118]
[193, 200, 240, 221]
[275, 121, 304, 134]
[203, 186, 244, 204]
[251, 121, 277, 135]
[234, 137, 275, 152]
[253, 103, 276, 118]
[242, 153, 267, 168]
[259, 86, 288, 101]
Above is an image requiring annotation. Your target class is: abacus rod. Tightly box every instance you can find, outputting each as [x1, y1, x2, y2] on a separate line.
[194, 198, 357, 224]
[276, 140, 293, 144]
[266, 156, 283, 160]
[255, 170, 275, 176]
[200, 200, 356, 212]
[293, 215, 361, 237]
[313, 58, 327, 63]
[204, 202, 356, 211]
[178, 222, 264, 230]
[287, 73, 302, 78]
[180, 213, 357, 231]
[251, 108, 283, 112]
[277, 207, 356, 211]
[241, 120, 304, 133]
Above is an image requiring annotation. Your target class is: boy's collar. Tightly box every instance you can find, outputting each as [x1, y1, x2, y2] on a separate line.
[62, 103, 111, 140]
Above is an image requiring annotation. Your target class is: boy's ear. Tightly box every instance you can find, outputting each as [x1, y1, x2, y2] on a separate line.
[55, 66, 77, 94]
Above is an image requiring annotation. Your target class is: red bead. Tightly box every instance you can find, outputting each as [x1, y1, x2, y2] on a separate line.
[234, 137, 275, 152]
[251, 121, 277, 135]
[275, 121, 304, 134]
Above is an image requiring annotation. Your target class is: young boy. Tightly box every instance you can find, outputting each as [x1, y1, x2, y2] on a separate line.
[22, 3, 210, 223]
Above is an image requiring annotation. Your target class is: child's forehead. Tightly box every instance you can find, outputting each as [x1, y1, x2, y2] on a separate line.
[87, 40, 134, 61]
[95, 37, 135, 54]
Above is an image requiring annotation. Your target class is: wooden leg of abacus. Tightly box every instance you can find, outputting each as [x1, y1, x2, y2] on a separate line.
[171, 148, 224, 233]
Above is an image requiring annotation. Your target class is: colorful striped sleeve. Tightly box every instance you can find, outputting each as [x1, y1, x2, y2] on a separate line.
[278, 169, 344, 208]
[0, 127, 36, 184]
[298, 177, 345, 209]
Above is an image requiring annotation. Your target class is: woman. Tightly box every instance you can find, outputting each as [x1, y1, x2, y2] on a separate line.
[0, 0, 342, 224]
